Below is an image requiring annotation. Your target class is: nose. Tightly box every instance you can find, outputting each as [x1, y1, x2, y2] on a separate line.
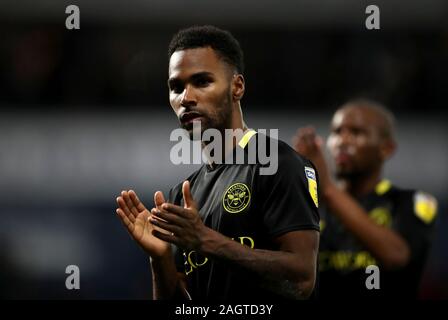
[180, 84, 197, 108]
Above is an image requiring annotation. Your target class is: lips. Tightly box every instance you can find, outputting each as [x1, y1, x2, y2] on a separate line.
[336, 153, 351, 162]
[335, 151, 354, 165]
[180, 111, 203, 125]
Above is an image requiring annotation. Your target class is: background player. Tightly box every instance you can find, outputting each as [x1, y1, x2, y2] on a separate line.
[293, 99, 438, 298]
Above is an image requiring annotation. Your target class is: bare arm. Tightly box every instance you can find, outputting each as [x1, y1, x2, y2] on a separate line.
[321, 185, 410, 269]
[202, 229, 318, 299]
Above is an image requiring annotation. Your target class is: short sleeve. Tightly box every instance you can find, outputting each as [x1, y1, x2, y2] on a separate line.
[392, 190, 438, 262]
[256, 143, 320, 238]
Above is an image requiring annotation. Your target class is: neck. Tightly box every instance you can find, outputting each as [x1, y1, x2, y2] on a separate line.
[338, 168, 382, 198]
[202, 102, 248, 166]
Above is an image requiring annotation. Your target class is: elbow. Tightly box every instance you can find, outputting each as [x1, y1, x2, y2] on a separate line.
[296, 277, 315, 299]
[295, 267, 316, 299]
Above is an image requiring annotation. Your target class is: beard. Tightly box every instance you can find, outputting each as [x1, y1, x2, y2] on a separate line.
[183, 89, 234, 140]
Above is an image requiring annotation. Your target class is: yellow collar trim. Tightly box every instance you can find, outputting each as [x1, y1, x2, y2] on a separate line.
[238, 129, 257, 149]
[375, 179, 392, 195]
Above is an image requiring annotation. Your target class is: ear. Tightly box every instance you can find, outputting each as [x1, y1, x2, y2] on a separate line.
[232, 74, 245, 101]
[380, 139, 396, 161]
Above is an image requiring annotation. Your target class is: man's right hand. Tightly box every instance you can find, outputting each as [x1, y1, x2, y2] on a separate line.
[116, 190, 171, 258]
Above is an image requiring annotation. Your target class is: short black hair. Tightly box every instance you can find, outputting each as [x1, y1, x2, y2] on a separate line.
[168, 25, 244, 74]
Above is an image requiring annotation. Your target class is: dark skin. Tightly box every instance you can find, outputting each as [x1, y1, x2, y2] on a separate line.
[293, 105, 410, 270]
[116, 47, 319, 299]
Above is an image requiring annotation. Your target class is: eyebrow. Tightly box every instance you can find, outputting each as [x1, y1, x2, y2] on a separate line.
[168, 71, 214, 87]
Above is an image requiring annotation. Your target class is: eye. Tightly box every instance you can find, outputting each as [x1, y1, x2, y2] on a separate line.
[171, 84, 183, 94]
[194, 77, 212, 87]
[351, 128, 364, 136]
[168, 80, 184, 94]
[331, 127, 341, 135]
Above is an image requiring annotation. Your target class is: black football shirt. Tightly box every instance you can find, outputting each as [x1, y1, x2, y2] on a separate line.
[168, 130, 320, 301]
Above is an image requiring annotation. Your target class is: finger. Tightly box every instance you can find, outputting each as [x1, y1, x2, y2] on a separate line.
[149, 218, 172, 236]
[294, 127, 311, 145]
[152, 229, 179, 246]
[149, 216, 183, 235]
[152, 208, 187, 226]
[315, 135, 324, 147]
[306, 126, 316, 135]
[129, 190, 147, 212]
[122, 190, 140, 217]
[116, 208, 135, 233]
[295, 127, 305, 137]
[301, 127, 321, 150]
[302, 127, 316, 145]
[292, 133, 304, 147]
[154, 191, 166, 208]
[162, 203, 191, 218]
[182, 181, 196, 209]
[293, 134, 309, 154]
[147, 210, 171, 234]
[296, 127, 311, 139]
[150, 208, 168, 222]
[292, 135, 303, 153]
[117, 196, 136, 223]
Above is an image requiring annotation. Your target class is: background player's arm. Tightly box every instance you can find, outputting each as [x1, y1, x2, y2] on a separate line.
[150, 181, 319, 299]
[322, 185, 410, 269]
[116, 190, 190, 300]
[293, 127, 410, 269]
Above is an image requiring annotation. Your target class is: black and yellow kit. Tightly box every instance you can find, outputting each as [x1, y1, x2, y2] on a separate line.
[318, 179, 438, 298]
[168, 130, 320, 301]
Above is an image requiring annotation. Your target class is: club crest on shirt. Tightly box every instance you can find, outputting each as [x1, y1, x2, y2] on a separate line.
[222, 183, 251, 213]
[305, 166, 318, 208]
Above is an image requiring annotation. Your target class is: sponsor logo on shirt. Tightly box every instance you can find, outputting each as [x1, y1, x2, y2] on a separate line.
[183, 236, 255, 275]
[319, 251, 377, 271]
[222, 183, 251, 213]
[305, 166, 318, 208]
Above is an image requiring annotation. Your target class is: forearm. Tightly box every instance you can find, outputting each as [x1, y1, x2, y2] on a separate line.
[151, 253, 188, 300]
[323, 184, 410, 269]
[198, 229, 316, 299]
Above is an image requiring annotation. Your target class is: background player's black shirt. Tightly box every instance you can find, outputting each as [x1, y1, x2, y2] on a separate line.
[168, 131, 320, 301]
[319, 180, 438, 299]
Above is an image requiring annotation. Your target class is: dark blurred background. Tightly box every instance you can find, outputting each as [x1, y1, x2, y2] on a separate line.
[0, 0, 447, 299]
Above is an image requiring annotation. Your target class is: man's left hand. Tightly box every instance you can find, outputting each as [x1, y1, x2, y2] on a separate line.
[149, 180, 209, 251]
